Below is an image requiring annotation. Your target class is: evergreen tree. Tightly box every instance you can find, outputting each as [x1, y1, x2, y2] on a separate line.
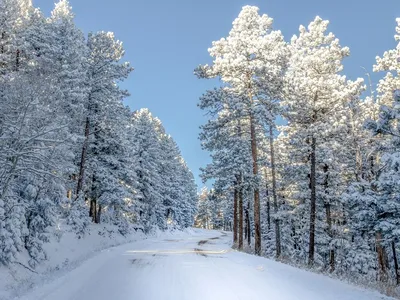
[197, 5, 287, 255]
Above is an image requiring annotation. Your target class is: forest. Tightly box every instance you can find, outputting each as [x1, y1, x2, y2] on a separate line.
[0, 0, 197, 268]
[2, 0, 400, 298]
[195, 5, 400, 291]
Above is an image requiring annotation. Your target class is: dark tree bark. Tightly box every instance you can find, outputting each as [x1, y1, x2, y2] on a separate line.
[244, 207, 248, 243]
[95, 204, 102, 224]
[376, 232, 387, 281]
[266, 197, 271, 231]
[15, 49, 20, 71]
[237, 123, 244, 251]
[238, 183, 244, 250]
[246, 201, 251, 246]
[250, 113, 261, 255]
[1, 32, 4, 55]
[76, 117, 90, 198]
[325, 202, 335, 272]
[392, 241, 399, 285]
[308, 136, 316, 266]
[233, 186, 238, 246]
[323, 164, 335, 272]
[90, 199, 97, 222]
[269, 124, 281, 258]
[264, 169, 271, 232]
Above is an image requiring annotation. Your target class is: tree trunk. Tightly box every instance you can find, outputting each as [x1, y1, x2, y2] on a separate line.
[76, 117, 90, 198]
[376, 232, 387, 281]
[269, 124, 281, 258]
[238, 184, 244, 250]
[90, 199, 97, 222]
[250, 113, 261, 255]
[247, 201, 251, 246]
[264, 169, 271, 232]
[323, 164, 335, 272]
[325, 202, 335, 272]
[244, 207, 248, 243]
[308, 136, 316, 266]
[392, 241, 399, 285]
[233, 186, 238, 246]
[1, 32, 4, 55]
[237, 122, 244, 251]
[266, 195, 271, 231]
[15, 49, 20, 71]
[95, 204, 102, 224]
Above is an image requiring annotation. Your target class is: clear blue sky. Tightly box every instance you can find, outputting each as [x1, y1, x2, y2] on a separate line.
[33, 0, 399, 188]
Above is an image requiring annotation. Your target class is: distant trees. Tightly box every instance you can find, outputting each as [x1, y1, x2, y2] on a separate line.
[196, 5, 400, 288]
[0, 0, 197, 267]
[195, 187, 229, 230]
[129, 109, 197, 232]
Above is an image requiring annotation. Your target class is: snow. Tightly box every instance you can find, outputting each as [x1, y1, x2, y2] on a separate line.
[10, 229, 392, 300]
[0, 224, 145, 300]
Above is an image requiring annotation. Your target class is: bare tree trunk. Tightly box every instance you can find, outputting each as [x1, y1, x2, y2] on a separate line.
[264, 169, 271, 232]
[95, 204, 102, 224]
[376, 232, 387, 281]
[237, 122, 244, 251]
[308, 136, 316, 266]
[269, 124, 281, 258]
[89, 200, 94, 218]
[0, 32, 4, 56]
[15, 49, 20, 71]
[247, 200, 251, 246]
[233, 186, 238, 246]
[238, 183, 244, 250]
[76, 117, 90, 198]
[266, 197, 271, 231]
[323, 164, 335, 272]
[89, 174, 97, 222]
[90, 199, 97, 222]
[244, 207, 248, 243]
[325, 202, 335, 272]
[250, 113, 261, 255]
[392, 241, 400, 285]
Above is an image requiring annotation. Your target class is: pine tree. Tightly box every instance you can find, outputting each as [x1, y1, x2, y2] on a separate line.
[282, 16, 358, 266]
[197, 6, 287, 255]
[360, 18, 400, 282]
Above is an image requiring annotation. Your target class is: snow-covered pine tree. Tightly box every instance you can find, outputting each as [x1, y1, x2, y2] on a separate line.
[358, 18, 400, 283]
[129, 109, 165, 232]
[129, 108, 197, 231]
[196, 5, 287, 255]
[0, 0, 197, 268]
[71, 30, 132, 233]
[198, 87, 254, 250]
[0, 1, 76, 264]
[282, 16, 362, 266]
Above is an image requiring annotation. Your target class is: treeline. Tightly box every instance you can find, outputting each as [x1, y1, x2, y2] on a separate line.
[196, 6, 400, 288]
[0, 0, 197, 267]
[195, 187, 230, 231]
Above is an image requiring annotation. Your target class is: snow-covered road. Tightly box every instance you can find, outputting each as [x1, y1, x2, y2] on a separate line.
[18, 229, 389, 300]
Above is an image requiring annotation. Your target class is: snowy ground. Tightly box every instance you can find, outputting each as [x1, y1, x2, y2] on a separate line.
[0, 224, 147, 300]
[9, 228, 392, 300]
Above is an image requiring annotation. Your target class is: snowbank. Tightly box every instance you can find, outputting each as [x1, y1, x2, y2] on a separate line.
[0, 224, 146, 300]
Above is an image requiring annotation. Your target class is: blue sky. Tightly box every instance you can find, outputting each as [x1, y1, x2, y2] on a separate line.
[33, 0, 400, 188]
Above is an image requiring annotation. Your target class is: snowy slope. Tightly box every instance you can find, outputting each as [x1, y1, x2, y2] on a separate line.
[12, 229, 392, 300]
[0, 224, 146, 300]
